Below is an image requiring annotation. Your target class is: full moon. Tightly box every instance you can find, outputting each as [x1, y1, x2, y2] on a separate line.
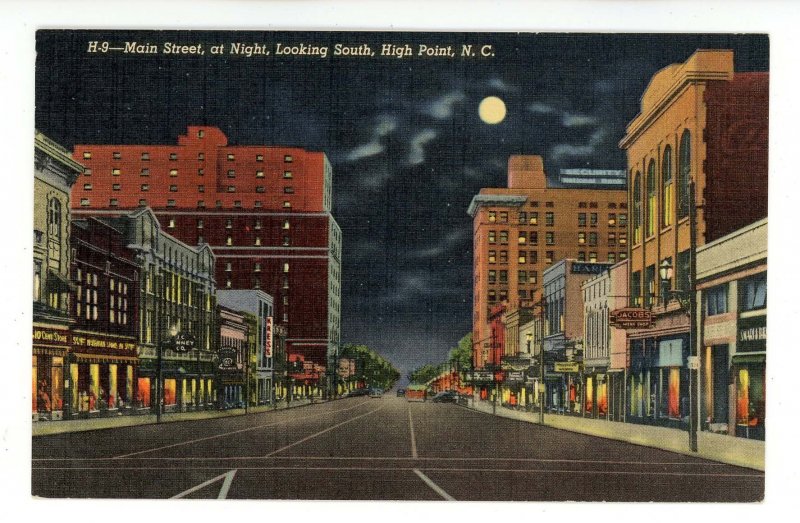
[478, 96, 507, 124]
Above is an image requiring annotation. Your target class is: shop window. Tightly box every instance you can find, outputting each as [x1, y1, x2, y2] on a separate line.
[739, 273, 767, 311]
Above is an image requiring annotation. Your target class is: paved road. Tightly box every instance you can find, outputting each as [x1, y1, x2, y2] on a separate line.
[32, 395, 764, 501]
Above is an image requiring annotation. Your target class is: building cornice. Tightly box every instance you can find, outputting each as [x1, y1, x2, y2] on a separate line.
[467, 194, 527, 217]
[619, 50, 734, 150]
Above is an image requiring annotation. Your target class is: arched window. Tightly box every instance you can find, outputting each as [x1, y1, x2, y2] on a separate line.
[662, 145, 673, 227]
[678, 131, 691, 219]
[633, 171, 642, 244]
[646, 160, 656, 237]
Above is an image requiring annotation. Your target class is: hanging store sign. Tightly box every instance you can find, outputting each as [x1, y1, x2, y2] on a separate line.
[738, 315, 766, 352]
[265, 316, 274, 358]
[173, 332, 196, 353]
[506, 371, 525, 382]
[218, 347, 239, 371]
[471, 371, 495, 382]
[32, 327, 69, 346]
[554, 361, 581, 373]
[609, 308, 654, 329]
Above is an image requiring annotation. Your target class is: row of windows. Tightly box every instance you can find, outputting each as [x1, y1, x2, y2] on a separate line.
[83, 150, 294, 164]
[487, 270, 539, 285]
[85, 167, 294, 179]
[88, 198, 295, 210]
[632, 130, 692, 244]
[705, 273, 767, 316]
[84, 183, 295, 194]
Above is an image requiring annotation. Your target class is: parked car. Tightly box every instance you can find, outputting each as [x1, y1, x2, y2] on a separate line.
[369, 388, 384, 398]
[346, 388, 369, 397]
[396, 388, 406, 397]
[431, 391, 458, 403]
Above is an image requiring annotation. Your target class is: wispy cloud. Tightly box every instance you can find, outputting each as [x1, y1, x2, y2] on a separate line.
[562, 113, 598, 127]
[408, 129, 437, 165]
[343, 114, 398, 162]
[423, 91, 465, 119]
[487, 78, 518, 93]
[346, 141, 384, 162]
[527, 102, 556, 114]
[410, 229, 469, 259]
[550, 128, 607, 162]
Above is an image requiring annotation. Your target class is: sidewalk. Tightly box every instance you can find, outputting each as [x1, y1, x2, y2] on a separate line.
[466, 400, 765, 471]
[32, 399, 317, 437]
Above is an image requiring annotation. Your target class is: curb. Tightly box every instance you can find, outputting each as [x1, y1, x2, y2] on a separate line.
[461, 400, 764, 471]
[32, 398, 326, 437]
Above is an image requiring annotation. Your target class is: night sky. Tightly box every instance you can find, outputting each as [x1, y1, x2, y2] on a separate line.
[35, 31, 768, 378]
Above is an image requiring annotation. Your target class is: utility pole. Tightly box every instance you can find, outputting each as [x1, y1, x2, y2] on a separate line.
[688, 180, 699, 452]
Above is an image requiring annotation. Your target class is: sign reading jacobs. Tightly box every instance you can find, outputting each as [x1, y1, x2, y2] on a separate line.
[610, 308, 654, 329]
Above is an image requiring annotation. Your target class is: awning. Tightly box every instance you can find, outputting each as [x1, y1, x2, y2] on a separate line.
[71, 353, 139, 364]
[732, 353, 766, 365]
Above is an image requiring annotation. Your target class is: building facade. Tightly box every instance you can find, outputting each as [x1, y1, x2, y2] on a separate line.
[217, 306, 249, 408]
[68, 217, 139, 417]
[33, 132, 83, 420]
[468, 155, 627, 370]
[542, 259, 612, 414]
[607, 259, 629, 422]
[696, 218, 766, 440]
[581, 267, 612, 418]
[216, 289, 275, 404]
[69, 126, 341, 381]
[618, 49, 768, 429]
[106, 208, 218, 412]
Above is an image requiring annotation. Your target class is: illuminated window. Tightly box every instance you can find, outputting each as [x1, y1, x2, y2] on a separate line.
[256, 170, 264, 178]
[82, 151, 91, 159]
[226, 236, 232, 246]
[141, 153, 149, 161]
[113, 152, 121, 159]
[608, 213, 616, 226]
[488, 270, 497, 284]
[529, 212, 538, 225]
[646, 160, 656, 237]
[283, 201, 291, 208]
[83, 183, 92, 191]
[518, 252, 527, 264]
[198, 130, 205, 138]
[169, 153, 178, 161]
[545, 251, 554, 264]
[198, 153, 205, 161]
[284, 155, 293, 163]
[488, 250, 496, 264]
[578, 232, 586, 244]
[227, 170, 235, 178]
[678, 130, 691, 219]
[284, 171, 292, 179]
[170, 169, 178, 177]
[227, 186, 235, 192]
[608, 253, 616, 263]
[256, 154, 263, 162]
[662, 145, 674, 227]
[141, 168, 150, 176]
[283, 263, 290, 273]
[227, 153, 235, 161]
[255, 237, 262, 246]
[518, 231, 527, 244]
[169, 185, 177, 192]
[80, 198, 89, 207]
[488, 211, 496, 222]
[283, 220, 290, 230]
[488, 231, 496, 244]
[633, 171, 642, 243]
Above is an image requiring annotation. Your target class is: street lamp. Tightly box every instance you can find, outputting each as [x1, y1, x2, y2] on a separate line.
[659, 259, 673, 305]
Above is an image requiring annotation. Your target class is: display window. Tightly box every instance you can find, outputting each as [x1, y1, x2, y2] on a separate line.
[164, 379, 177, 405]
[585, 377, 594, 414]
[137, 377, 151, 407]
[736, 365, 765, 439]
[597, 380, 608, 417]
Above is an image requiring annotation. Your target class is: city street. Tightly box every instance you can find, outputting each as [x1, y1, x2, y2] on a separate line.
[32, 395, 763, 501]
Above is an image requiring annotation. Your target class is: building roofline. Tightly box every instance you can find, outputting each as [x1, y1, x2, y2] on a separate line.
[467, 194, 527, 217]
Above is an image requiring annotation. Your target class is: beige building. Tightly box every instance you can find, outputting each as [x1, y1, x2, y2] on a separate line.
[33, 131, 83, 419]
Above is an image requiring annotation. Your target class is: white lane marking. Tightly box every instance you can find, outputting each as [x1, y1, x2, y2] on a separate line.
[33, 455, 732, 467]
[111, 400, 370, 459]
[408, 407, 418, 459]
[171, 469, 238, 499]
[413, 468, 455, 500]
[35, 465, 762, 479]
[264, 406, 384, 457]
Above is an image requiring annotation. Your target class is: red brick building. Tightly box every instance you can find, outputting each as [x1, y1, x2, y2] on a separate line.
[70, 126, 341, 374]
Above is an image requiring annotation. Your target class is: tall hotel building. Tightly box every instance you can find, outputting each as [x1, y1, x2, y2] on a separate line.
[468, 155, 627, 369]
[618, 50, 767, 428]
[70, 126, 341, 373]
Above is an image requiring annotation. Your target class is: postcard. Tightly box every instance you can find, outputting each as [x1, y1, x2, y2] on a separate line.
[31, 29, 768, 502]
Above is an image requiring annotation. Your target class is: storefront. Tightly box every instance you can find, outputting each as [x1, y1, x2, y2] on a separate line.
[628, 335, 689, 428]
[68, 331, 138, 417]
[583, 370, 609, 418]
[32, 325, 69, 420]
[732, 314, 765, 440]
